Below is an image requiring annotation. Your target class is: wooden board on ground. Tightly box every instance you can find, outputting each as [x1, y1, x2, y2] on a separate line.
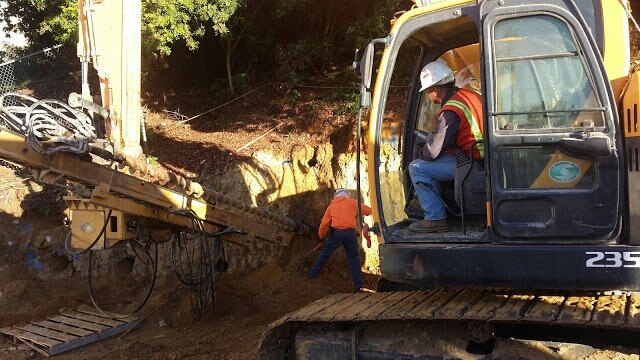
[0, 307, 140, 356]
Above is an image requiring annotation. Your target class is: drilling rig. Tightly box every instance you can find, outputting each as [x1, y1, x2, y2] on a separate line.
[0, 0, 310, 317]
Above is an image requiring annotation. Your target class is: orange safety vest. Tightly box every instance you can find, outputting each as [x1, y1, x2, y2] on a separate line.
[439, 88, 484, 160]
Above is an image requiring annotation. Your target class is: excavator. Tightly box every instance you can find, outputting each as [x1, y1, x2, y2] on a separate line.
[258, 0, 640, 358]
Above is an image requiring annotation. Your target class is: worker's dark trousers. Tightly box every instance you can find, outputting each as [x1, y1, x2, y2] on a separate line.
[309, 228, 363, 289]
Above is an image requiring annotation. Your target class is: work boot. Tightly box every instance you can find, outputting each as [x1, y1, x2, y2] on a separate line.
[408, 219, 448, 233]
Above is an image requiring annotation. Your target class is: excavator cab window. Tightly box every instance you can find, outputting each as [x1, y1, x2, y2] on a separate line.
[493, 15, 605, 133]
[493, 15, 604, 190]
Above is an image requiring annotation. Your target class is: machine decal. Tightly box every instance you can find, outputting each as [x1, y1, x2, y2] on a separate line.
[548, 161, 581, 183]
[530, 150, 592, 188]
[586, 251, 640, 268]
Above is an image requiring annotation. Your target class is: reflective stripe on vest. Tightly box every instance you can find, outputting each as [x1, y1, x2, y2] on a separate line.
[446, 99, 484, 158]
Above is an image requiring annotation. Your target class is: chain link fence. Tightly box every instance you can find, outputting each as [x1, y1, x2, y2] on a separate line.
[0, 44, 80, 188]
[0, 44, 79, 106]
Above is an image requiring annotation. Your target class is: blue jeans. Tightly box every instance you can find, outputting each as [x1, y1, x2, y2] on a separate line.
[309, 228, 363, 289]
[408, 153, 456, 221]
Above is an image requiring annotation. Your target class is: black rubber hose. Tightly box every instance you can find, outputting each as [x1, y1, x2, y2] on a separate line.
[87, 240, 158, 319]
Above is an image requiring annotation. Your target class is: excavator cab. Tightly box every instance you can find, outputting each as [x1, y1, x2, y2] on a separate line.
[361, 0, 635, 290]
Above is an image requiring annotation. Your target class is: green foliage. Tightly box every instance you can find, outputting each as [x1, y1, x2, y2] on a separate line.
[2, 0, 243, 56]
[142, 0, 243, 55]
[147, 156, 159, 166]
[2, 0, 415, 93]
[275, 39, 330, 82]
[274, 0, 309, 19]
[0, 45, 21, 63]
[287, 89, 301, 104]
[39, 1, 77, 44]
[232, 72, 250, 92]
[346, 1, 405, 47]
[0, 0, 76, 51]
[332, 91, 359, 115]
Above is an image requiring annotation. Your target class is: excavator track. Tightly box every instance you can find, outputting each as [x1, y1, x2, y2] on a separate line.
[259, 290, 640, 359]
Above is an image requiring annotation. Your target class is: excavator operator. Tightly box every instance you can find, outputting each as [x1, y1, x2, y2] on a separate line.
[408, 59, 484, 233]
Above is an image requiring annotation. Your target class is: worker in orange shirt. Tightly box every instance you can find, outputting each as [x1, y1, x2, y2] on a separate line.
[309, 188, 372, 290]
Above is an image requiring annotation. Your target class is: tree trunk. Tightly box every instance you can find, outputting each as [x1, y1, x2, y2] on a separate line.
[323, 2, 335, 38]
[225, 0, 263, 95]
[226, 36, 236, 96]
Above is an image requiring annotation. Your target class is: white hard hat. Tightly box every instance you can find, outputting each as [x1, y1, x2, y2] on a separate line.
[334, 188, 350, 198]
[419, 59, 455, 92]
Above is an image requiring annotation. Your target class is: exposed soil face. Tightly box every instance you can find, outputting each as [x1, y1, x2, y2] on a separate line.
[632, 2, 640, 73]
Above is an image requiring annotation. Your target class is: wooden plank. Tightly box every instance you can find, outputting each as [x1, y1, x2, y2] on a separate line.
[59, 310, 125, 327]
[14, 324, 78, 342]
[0, 327, 61, 347]
[15, 336, 51, 357]
[76, 305, 138, 323]
[31, 320, 93, 337]
[49, 319, 141, 355]
[47, 316, 108, 332]
[1, 307, 141, 357]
